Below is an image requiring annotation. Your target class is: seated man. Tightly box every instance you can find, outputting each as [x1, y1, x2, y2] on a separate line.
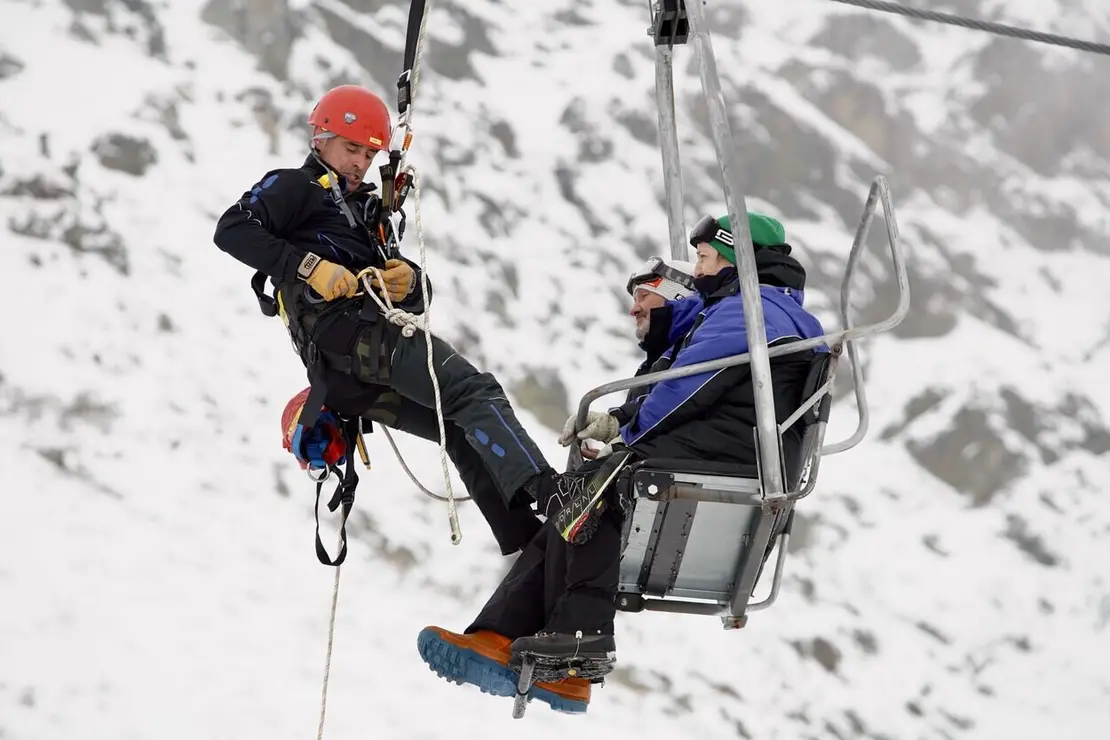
[416, 212, 827, 713]
[627, 256, 698, 345]
[617, 256, 698, 424]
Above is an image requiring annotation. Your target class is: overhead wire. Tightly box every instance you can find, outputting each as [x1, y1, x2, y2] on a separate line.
[828, 0, 1110, 57]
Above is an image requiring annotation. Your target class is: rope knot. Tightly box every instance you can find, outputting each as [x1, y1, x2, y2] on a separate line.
[354, 267, 427, 339]
[383, 307, 420, 337]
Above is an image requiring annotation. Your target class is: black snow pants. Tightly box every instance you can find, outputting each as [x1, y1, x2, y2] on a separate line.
[360, 389, 543, 555]
[284, 289, 549, 555]
[466, 457, 624, 639]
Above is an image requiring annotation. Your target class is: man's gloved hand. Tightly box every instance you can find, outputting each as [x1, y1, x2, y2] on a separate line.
[299, 254, 358, 301]
[370, 258, 415, 303]
[558, 410, 621, 447]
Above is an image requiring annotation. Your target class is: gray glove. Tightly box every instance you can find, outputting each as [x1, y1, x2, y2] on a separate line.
[559, 410, 621, 447]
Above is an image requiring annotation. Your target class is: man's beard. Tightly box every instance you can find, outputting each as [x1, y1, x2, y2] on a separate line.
[634, 318, 649, 341]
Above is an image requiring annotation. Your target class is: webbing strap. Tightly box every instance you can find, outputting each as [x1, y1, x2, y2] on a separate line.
[251, 271, 278, 317]
[313, 418, 363, 567]
[398, 0, 426, 116]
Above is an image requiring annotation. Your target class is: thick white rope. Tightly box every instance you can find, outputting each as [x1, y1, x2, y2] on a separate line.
[408, 168, 464, 537]
[409, 0, 432, 102]
[314, 201, 463, 740]
[356, 253, 461, 545]
[377, 0, 464, 537]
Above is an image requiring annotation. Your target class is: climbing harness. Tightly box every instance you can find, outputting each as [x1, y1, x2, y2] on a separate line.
[253, 0, 460, 526]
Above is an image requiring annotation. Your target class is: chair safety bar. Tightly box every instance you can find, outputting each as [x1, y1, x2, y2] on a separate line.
[573, 175, 908, 462]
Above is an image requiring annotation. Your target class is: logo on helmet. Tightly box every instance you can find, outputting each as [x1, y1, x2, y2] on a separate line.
[344, 112, 357, 124]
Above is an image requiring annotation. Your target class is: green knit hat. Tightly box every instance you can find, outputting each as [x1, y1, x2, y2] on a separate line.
[690, 211, 787, 264]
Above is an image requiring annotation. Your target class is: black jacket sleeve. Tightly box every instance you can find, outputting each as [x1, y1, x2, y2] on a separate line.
[213, 169, 316, 283]
[610, 398, 641, 427]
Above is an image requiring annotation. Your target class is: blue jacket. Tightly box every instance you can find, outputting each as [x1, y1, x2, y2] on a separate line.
[614, 261, 826, 467]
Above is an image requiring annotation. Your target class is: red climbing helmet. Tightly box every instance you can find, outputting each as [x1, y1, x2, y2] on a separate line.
[281, 387, 313, 454]
[281, 387, 347, 471]
[307, 85, 391, 150]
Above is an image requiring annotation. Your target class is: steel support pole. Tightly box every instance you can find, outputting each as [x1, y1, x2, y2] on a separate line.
[685, 0, 786, 500]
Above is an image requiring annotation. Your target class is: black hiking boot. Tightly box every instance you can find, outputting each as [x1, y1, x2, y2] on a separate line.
[529, 450, 632, 544]
[509, 632, 617, 683]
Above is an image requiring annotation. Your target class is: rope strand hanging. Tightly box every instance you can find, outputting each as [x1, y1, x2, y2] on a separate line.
[828, 0, 1110, 56]
[385, 0, 464, 542]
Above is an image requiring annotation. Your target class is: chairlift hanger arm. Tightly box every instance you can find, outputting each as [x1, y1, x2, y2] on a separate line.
[647, 1, 688, 260]
[683, 0, 787, 498]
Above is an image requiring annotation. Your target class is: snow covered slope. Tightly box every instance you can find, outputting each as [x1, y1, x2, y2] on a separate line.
[2, 0, 1109, 738]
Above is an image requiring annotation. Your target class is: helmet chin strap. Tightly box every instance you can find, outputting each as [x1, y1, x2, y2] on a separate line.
[308, 129, 388, 262]
[311, 128, 336, 146]
[308, 147, 358, 229]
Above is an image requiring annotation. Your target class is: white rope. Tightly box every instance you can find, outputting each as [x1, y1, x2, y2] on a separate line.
[409, 168, 463, 541]
[409, 0, 432, 104]
[351, 268, 425, 338]
[357, 254, 461, 545]
[374, 0, 465, 540]
[380, 425, 471, 503]
[316, 527, 344, 740]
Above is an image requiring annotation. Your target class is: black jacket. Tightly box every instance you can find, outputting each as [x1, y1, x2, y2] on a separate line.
[613, 245, 825, 475]
[623, 311, 675, 404]
[213, 154, 429, 311]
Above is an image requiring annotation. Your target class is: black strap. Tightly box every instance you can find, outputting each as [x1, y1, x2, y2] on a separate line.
[296, 361, 330, 430]
[381, 0, 427, 243]
[295, 345, 352, 429]
[313, 418, 363, 567]
[397, 0, 426, 116]
[293, 302, 361, 429]
[251, 271, 278, 317]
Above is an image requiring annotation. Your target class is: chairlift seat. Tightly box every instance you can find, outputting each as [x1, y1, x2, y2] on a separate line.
[614, 350, 834, 628]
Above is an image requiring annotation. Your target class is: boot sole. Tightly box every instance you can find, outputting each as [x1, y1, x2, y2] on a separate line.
[416, 628, 589, 714]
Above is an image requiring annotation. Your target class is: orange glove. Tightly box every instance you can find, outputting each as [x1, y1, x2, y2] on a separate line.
[370, 258, 415, 302]
[298, 254, 357, 301]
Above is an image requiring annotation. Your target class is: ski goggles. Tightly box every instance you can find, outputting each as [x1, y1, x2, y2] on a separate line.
[626, 256, 697, 296]
[688, 215, 735, 249]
